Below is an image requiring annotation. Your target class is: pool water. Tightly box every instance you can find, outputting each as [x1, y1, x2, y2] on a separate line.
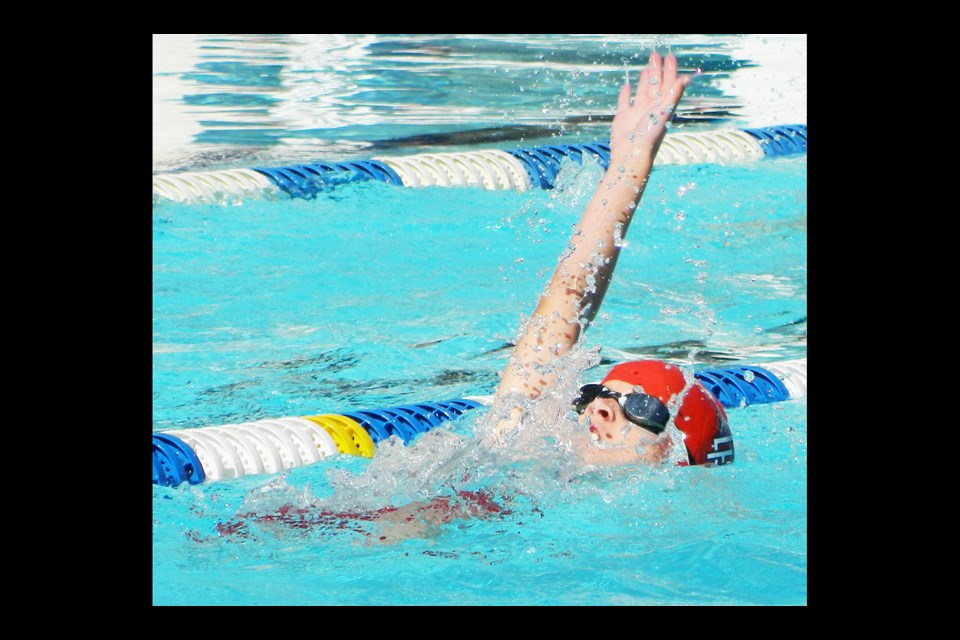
[154, 398, 806, 606]
[153, 34, 807, 606]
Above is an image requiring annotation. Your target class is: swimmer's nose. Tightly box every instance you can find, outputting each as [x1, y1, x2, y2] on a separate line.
[586, 400, 619, 442]
[587, 401, 614, 422]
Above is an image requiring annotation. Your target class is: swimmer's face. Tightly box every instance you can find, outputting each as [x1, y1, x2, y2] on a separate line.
[578, 378, 671, 465]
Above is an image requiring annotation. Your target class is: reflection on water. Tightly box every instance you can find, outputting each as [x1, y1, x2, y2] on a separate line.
[153, 34, 806, 172]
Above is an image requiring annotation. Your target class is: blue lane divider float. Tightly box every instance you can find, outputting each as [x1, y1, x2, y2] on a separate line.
[153, 124, 807, 204]
[253, 160, 404, 199]
[153, 358, 806, 488]
[693, 365, 791, 408]
[507, 142, 612, 189]
[342, 400, 482, 446]
[153, 433, 205, 487]
[743, 124, 807, 156]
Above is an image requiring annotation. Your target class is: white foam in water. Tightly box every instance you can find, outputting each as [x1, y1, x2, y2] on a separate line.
[249, 343, 657, 518]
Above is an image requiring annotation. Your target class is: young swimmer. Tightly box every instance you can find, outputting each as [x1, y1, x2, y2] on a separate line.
[212, 50, 732, 545]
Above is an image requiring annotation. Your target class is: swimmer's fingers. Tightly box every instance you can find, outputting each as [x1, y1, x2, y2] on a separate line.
[617, 79, 633, 113]
[662, 52, 678, 89]
[636, 66, 651, 105]
[639, 50, 662, 103]
[661, 53, 690, 115]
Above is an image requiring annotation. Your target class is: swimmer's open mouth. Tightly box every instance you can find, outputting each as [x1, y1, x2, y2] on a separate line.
[589, 425, 600, 442]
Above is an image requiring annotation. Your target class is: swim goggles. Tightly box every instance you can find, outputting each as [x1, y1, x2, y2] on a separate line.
[572, 384, 670, 435]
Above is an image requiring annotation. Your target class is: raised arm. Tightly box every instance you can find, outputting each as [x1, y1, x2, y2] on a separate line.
[494, 51, 691, 411]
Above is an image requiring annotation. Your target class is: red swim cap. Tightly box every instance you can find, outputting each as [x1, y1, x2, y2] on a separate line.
[602, 360, 734, 466]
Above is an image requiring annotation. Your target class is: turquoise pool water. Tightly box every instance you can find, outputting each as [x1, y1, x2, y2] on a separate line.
[153, 34, 807, 606]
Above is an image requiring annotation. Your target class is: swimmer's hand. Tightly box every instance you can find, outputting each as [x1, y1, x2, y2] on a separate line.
[609, 51, 690, 164]
[487, 406, 525, 444]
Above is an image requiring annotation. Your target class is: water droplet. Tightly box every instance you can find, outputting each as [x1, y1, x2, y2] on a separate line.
[744, 370, 755, 383]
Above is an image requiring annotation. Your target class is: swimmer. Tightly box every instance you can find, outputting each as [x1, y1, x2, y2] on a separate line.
[489, 50, 733, 468]
[211, 51, 732, 545]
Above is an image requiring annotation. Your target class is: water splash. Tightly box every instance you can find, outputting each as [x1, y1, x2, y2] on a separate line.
[551, 156, 604, 208]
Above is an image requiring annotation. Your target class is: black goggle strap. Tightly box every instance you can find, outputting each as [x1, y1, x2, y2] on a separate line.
[573, 384, 619, 413]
